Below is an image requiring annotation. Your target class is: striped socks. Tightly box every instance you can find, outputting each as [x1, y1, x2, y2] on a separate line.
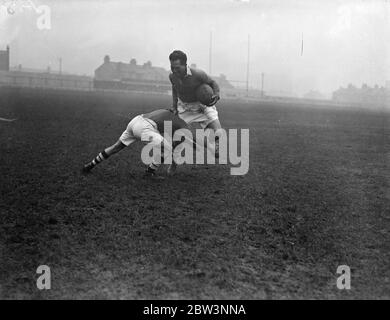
[89, 150, 109, 168]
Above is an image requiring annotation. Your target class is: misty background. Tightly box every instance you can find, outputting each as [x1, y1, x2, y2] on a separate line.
[0, 0, 389, 97]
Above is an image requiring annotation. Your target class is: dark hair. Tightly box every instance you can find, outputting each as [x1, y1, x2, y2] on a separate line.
[169, 50, 187, 65]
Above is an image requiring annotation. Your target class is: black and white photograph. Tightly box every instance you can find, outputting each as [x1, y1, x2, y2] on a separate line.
[0, 0, 389, 304]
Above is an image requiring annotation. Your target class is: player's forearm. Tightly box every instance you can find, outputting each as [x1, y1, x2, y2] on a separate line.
[200, 71, 220, 97]
[172, 98, 178, 109]
[209, 80, 220, 96]
[172, 86, 178, 108]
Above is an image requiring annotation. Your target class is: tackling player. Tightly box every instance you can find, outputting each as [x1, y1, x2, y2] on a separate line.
[81, 109, 189, 177]
[169, 50, 223, 157]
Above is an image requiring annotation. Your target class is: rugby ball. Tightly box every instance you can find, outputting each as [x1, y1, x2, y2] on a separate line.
[196, 84, 214, 105]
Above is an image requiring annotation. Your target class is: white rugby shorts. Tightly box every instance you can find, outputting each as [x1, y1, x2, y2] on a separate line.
[119, 114, 180, 165]
[119, 115, 164, 147]
[177, 99, 219, 128]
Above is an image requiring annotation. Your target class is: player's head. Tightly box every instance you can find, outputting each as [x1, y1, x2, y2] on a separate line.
[169, 50, 187, 78]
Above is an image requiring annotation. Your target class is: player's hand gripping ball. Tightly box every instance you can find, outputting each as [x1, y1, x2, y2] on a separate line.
[196, 84, 216, 106]
[209, 94, 220, 106]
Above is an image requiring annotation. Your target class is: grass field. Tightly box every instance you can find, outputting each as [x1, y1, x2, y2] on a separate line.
[0, 87, 389, 299]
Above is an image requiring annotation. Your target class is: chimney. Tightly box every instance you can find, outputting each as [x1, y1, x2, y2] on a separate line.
[143, 61, 152, 68]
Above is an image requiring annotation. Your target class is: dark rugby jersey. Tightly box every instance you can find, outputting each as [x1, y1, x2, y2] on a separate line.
[169, 67, 220, 104]
[143, 109, 188, 135]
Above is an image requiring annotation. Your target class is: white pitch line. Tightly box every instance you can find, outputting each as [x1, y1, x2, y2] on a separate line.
[0, 117, 17, 122]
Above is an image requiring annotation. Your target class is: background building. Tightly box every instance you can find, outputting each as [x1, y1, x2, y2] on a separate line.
[332, 83, 388, 106]
[94, 55, 171, 93]
[94, 56, 235, 94]
[1, 48, 236, 95]
[0, 69, 92, 90]
[0, 46, 92, 90]
[303, 90, 326, 100]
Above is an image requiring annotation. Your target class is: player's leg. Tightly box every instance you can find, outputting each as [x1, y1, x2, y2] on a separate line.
[202, 106, 222, 158]
[144, 140, 166, 177]
[82, 140, 126, 173]
[82, 116, 138, 173]
[166, 137, 186, 176]
[142, 131, 173, 177]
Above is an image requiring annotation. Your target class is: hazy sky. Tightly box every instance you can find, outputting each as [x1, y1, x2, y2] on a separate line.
[0, 0, 389, 96]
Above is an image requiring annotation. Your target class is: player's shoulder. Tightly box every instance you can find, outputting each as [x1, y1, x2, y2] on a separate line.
[190, 68, 209, 82]
[190, 67, 206, 77]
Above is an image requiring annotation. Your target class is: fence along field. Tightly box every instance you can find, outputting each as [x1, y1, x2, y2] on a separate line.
[0, 87, 388, 299]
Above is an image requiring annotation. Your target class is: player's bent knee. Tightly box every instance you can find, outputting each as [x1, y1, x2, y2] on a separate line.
[115, 140, 127, 148]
